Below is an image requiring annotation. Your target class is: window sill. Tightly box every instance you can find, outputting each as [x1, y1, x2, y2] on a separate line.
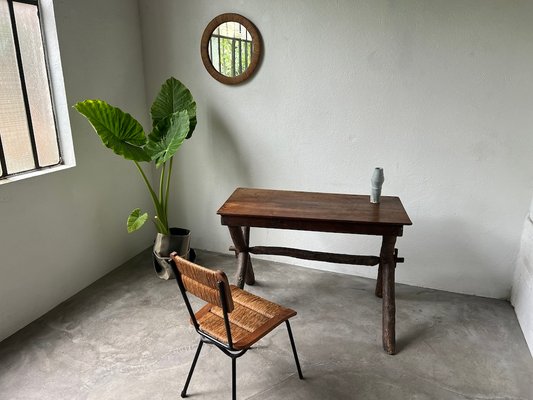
[0, 162, 75, 186]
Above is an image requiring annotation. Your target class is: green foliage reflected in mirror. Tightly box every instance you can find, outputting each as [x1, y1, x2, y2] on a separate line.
[209, 22, 252, 78]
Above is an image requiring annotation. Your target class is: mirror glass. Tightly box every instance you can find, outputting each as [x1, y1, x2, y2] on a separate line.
[208, 22, 253, 78]
[201, 14, 261, 85]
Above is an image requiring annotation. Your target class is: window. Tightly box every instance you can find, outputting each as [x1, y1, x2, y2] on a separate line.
[0, 0, 74, 183]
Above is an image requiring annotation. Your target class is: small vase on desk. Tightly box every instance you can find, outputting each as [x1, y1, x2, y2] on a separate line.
[370, 167, 384, 203]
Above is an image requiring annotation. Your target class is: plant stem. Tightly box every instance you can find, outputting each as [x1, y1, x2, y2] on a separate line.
[164, 157, 173, 217]
[134, 161, 168, 234]
[158, 163, 167, 228]
[159, 162, 166, 204]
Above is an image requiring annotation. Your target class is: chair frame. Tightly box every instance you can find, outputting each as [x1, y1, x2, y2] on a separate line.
[170, 256, 303, 399]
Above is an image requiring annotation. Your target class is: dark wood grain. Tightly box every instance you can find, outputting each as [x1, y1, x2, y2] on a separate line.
[218, 188, 412, 236]
[243, 226, 255, 285]
[228, 226, 248, 289]
[249, 246, 380, 266]
[381, 235, 397, 355]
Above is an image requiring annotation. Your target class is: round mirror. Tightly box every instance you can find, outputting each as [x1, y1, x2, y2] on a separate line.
[201, 14, 261, 85]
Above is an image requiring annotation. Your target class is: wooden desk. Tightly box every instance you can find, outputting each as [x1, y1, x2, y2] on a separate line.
[217, 187, 412, 354]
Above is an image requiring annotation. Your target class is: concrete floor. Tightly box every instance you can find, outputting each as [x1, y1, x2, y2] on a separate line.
[0, 249, 531, 400]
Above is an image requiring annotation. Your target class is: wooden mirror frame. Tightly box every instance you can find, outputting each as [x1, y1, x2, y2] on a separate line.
[200, 13, 261, 85]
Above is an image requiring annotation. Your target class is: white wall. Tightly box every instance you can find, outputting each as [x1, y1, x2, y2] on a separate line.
[511, 195, 533, 355]
[139, 0, 533, 299]
[0, 0, 153, 342]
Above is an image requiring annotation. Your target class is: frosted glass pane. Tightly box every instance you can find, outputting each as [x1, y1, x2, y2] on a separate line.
[14, 2, 59, 167]
[0, 0, 35, 174]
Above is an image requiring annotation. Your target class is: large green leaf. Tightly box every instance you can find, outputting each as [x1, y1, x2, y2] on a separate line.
[150, 77, 197, 139]
[146, 110, 190, 167]
[127, 208, 148, 233]
[74, 100, 150, 162]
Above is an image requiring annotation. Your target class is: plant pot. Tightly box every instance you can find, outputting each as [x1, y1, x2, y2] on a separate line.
[152, 227, 196, 280]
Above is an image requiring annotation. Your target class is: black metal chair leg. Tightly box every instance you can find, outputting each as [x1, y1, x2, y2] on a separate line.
[232, 357, 237, 400]
[181, 340, 204, 398]
[286, 321, 303, 379]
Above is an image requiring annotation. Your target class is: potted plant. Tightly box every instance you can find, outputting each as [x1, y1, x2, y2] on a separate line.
[74, 77, 197, 279]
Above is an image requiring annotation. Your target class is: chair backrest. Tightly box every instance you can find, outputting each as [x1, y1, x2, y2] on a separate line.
[170, 253, 234, 312]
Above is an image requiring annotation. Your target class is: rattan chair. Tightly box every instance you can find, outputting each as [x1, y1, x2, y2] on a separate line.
[170, 253, 303, 399]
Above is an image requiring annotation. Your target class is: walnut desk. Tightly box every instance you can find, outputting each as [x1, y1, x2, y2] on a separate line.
[217, 187, 412, 354]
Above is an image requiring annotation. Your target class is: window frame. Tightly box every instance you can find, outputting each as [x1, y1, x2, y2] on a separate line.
[0, 0, 75, 184]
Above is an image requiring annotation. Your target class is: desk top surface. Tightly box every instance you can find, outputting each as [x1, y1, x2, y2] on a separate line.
[217, 188, 412, 227]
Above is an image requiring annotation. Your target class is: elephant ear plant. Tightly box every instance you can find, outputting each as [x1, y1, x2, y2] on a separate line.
[74, 77, 196, 235]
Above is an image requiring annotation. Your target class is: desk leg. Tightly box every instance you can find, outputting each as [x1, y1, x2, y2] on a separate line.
[380, 235, 397, 355]
[243, 227, 255, 285]
[228, 226, 254, 289]
[375, 266, 383, 298]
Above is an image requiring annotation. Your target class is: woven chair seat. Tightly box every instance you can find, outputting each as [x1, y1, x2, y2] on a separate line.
[195, 285, 296, 350]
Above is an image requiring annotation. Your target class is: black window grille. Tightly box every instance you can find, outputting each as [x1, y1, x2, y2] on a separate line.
[208, 22, 253, 78]
[0, 0, 61, 179]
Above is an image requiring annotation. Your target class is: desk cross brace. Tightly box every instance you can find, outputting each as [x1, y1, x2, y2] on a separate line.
[228, 245, 404, 267]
